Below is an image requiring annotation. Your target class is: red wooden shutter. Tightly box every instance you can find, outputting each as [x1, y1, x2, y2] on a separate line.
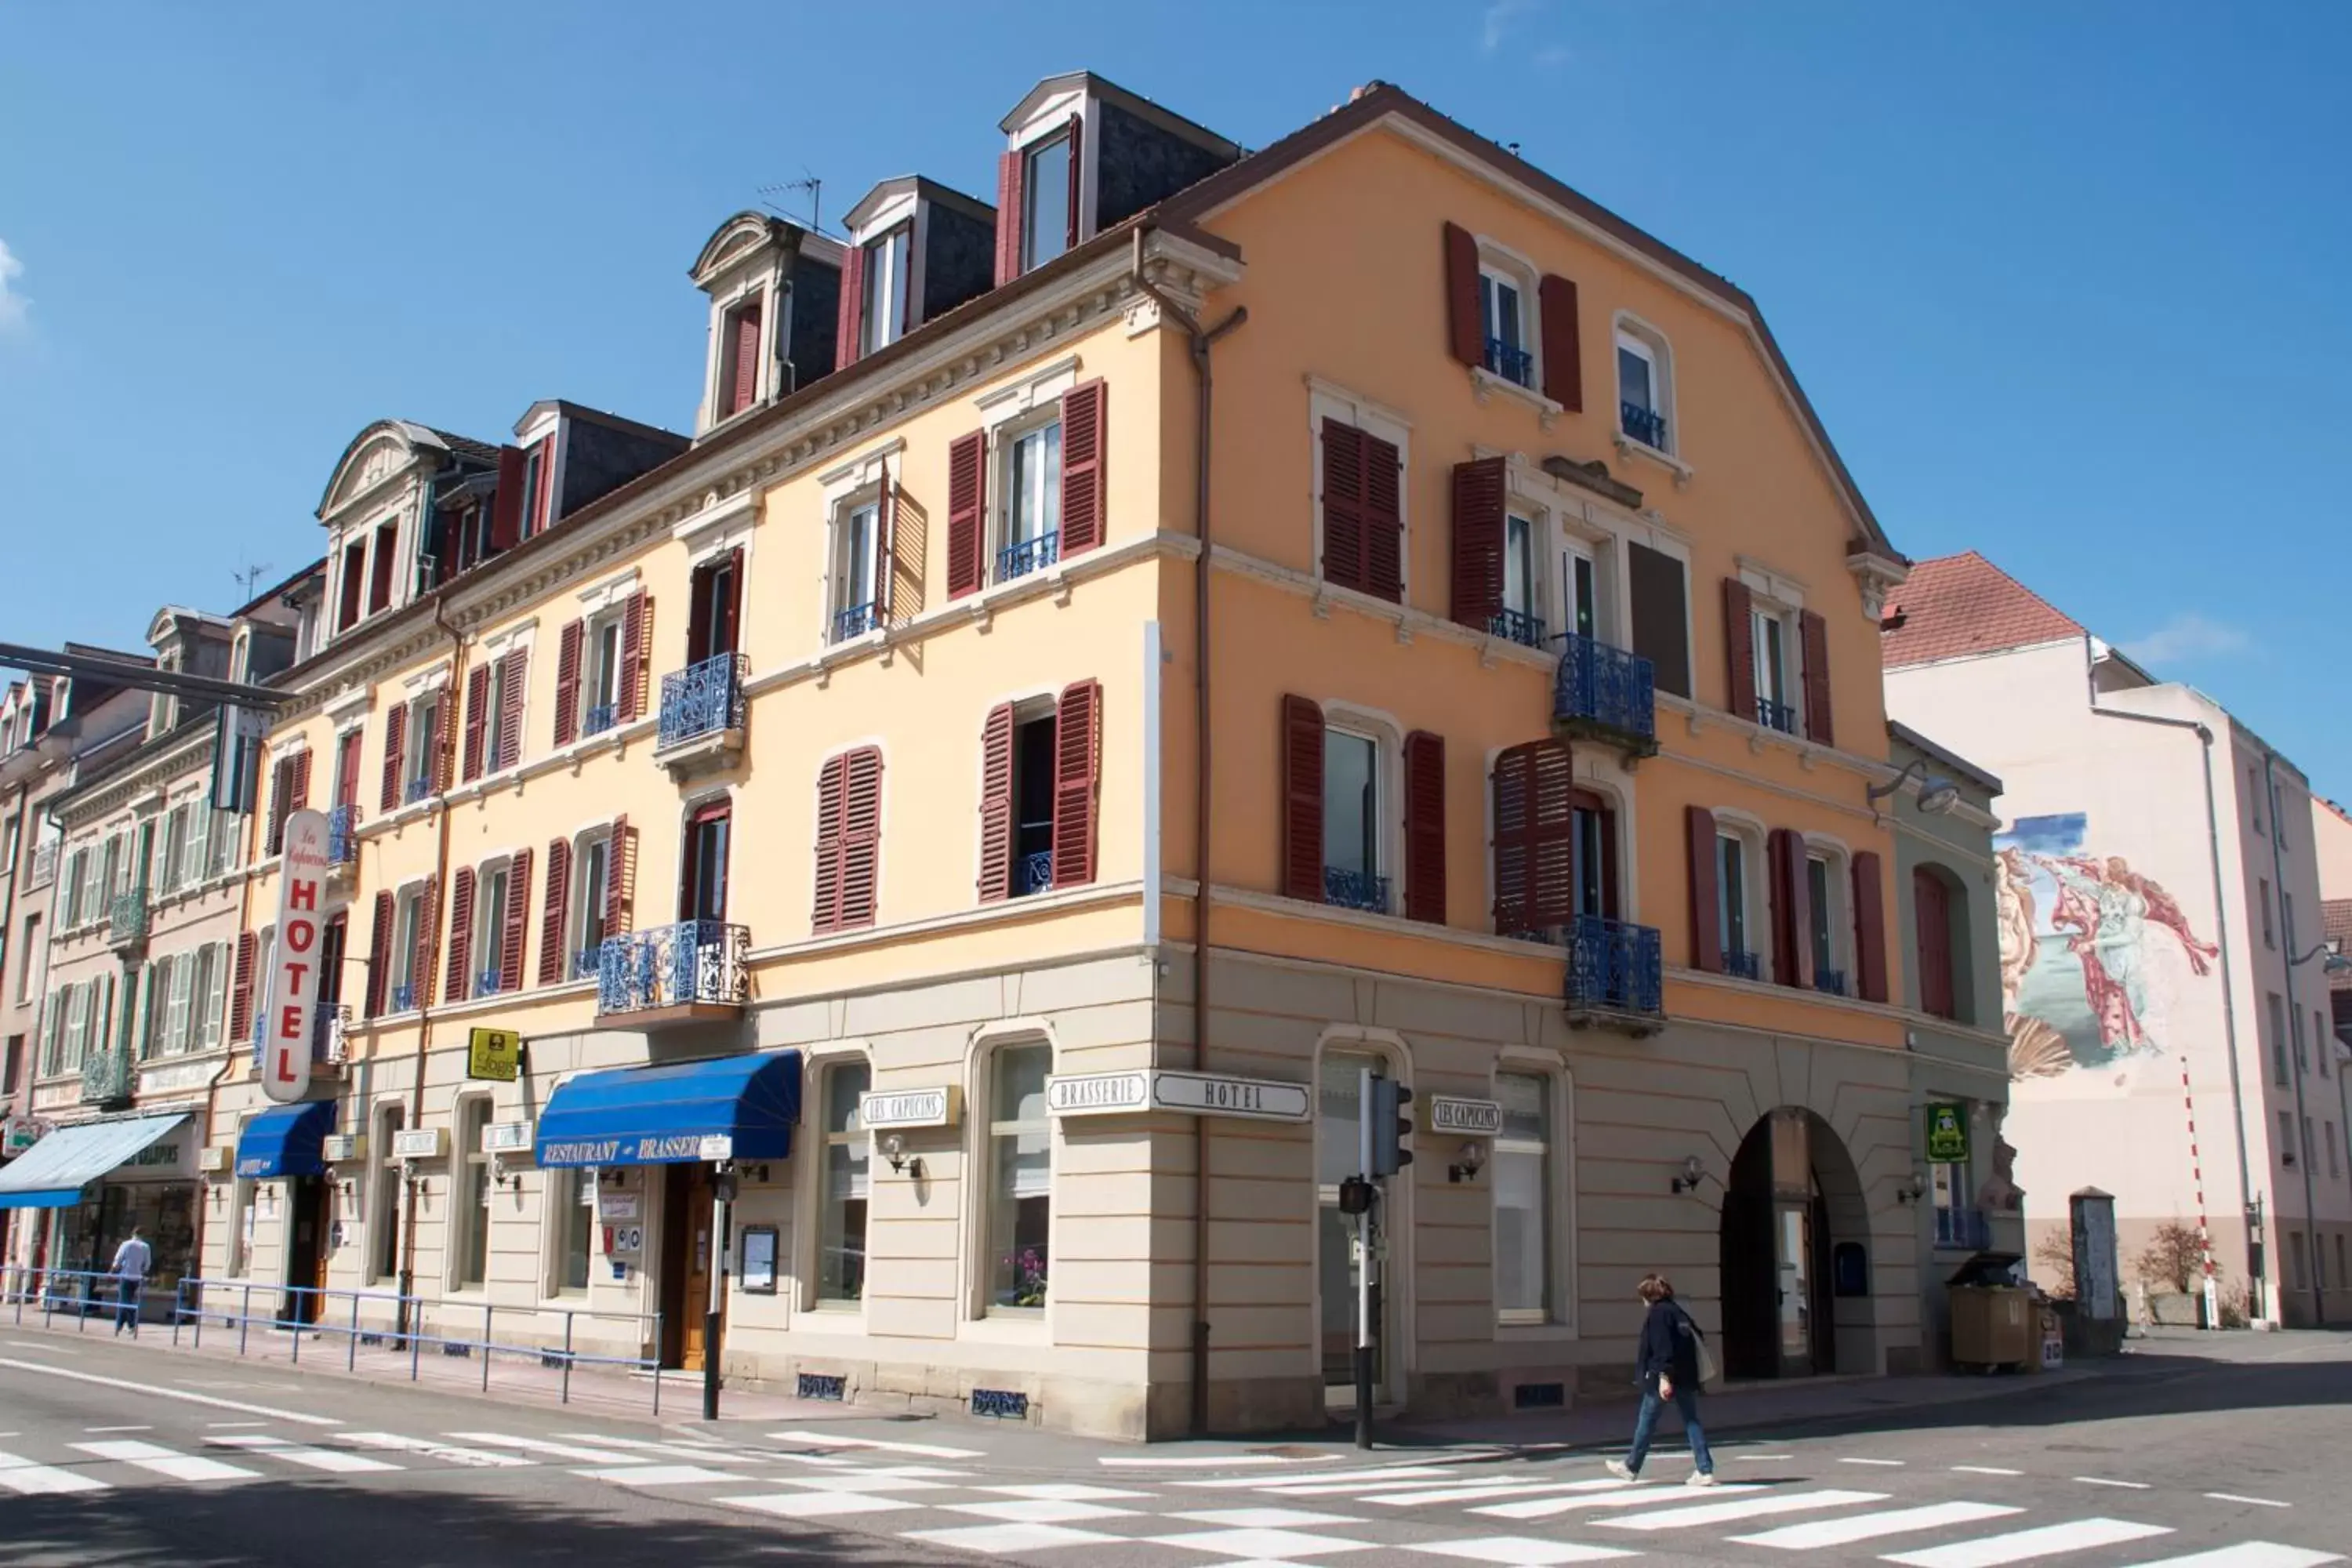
[1687, 805, 1723, 973]
[977, 703, 1015, 902]
[1443, 220, 1482, 368]
[838, 747, 884, 928]
[461, 665, 490, 782]
[1320, 419, 1367, 593]
[1853, 849, 1889, 1003]
[538, 837, 571, 985]
[378, 702, 405, 812]
[618, 591, 650, 721]
[490, 445, 524, 551]
[338, 542, 365, 631]
[1364, 434, 1403, 604]
[1064, 114, 1085, 249]
[443, 866, 476, 1004]
[1281, 695, 1325, 902]
[719, 546, 744, 656]
[412, 876, 439, 1007]
[1798, 609, 1834, 746]
[368, 525, 397, 612]
[1914, 866, 1952, 1018]
[994, 150, 1025, 285]
[731, 303, 762, 415]
[1450, 456, 1504, 629]
[947, 430, 988, 599]
[500, 848, 532, 994]
[1051, 681, 1101, 889]
[532, 437, 557, 532]
[1058, 380, 1107, 557]
[812, 754, 847, 931]
[264, 757, 292, 855]
[836, 245, 866, 371]
[1492, 745, 1533, 934]
[228, 930, 256, 1042]
[1525, 742, 1576, 927]
[553, 619, 583, 747]
[605, 816, 635, 935]
[1538, 273, 1583, 411]
[685, 560, 715, 665]
[1403, 731, 1446, 924]
[335, 727, 362, 808]
[365, 891, 393, 1018]
[1768, 828, 1811, 989]
[1722, 578, 1757, 724]
[877, 457, 898, 625]
[496, 649, 527, 770]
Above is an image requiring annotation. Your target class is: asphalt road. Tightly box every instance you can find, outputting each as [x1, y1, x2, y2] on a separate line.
[0, 1326, 2345, 1567]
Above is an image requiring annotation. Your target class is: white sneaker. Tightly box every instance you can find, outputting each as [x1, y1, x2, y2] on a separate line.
[1686, 1469, 1719, 1487]
[1605, 1459, 1637, 1482]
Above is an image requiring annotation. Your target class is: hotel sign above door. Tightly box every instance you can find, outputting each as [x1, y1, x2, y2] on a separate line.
[1046, 1069, 1311, 1123]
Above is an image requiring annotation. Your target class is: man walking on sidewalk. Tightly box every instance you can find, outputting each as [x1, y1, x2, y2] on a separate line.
[110, 1228, 151, 1338]
[1607, 1272, 1717, 1486]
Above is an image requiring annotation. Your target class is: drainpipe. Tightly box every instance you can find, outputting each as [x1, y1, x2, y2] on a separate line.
[1, 776, 27, 1129]
[398, 596, 466, 1336]
[2082, 633, 2256, 1317]
[1132, 227, 1247, 1436]
[2263, 750, 2325, 1326]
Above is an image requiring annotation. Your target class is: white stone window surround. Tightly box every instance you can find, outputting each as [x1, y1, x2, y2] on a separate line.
[702, 260, 788, 434]
[792, 1039, 876, 1319]
[956, 1019, 1060, 1343]
[368, 1099, 406, 1286]
[384, 877, 431, 1011]
[1465, 231, 1562, 420]
[1307, 377, 1414, 603]
[564, 823, 619, 977]
[849, 201, 924, 350]
[1317, 699, 1408, 916]
[1486, 448, 1693, 675]
[469, 852, 519, 1000]
[1475, 743, 1641, 934]
[1005, 85, 1099, 259]
[1613, 310, 1682, 465]
[446, 1091, 496, 1295]
[1711, 805, 1771, 980]
[1737, 557, 1808, 731]
[475, 622, 537, 779]
[1802, 833, 1854, 993]
[1490, 1047, 1577, 1338]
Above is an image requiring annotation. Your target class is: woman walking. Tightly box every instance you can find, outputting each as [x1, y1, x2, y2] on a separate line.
[1606, 1272, 1716, 1485]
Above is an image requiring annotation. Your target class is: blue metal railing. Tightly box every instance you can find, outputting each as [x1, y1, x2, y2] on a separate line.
[1755, 696, 1798, 735]
[1016, 849, 1054, 897]
[1813, 967, 1849, 997]
[404, 775, 434, 805]
[1565, 914, 1663, 1018]
[658, 654, 747, 750]
[1490, 607, 1548, 649]
[1554, 633, 1657, 743]
[581, 703, 617, 739]
[1724, 949, 1762, 981]
[390, 982, 416, 1012]
[2, 1265, 154, 1327]
[1621, 401, 1668, 450]
[572, 949, 601, 981]
[1323, 865, 1390, 915]
[597, 920, 750, 1015]
[1936, 1207, 1992, 1250]
[474, 970, 502, 1000]
[832, 601, 880, 643]
[997, 530, 1060, 583]
[326, 803, 359, 866]
[1484, 336, 1535, 388]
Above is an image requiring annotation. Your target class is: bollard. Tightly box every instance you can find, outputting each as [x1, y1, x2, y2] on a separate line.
[238, 1283, 252, 1356]
[410, 1295, 423, 1381]
[292, 1290, 303, 1365]
[561, 1312, 575, 1406]
[349, 1290, 361, 1372]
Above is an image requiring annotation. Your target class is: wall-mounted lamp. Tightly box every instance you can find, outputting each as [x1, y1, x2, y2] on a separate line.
[1448, 1142, 1486, 1185]
[880, 1134, 924, 1180]
[1866, 760, 1962, 817]
[1896, 1171, 1928, 1206]
[1670, 1156, 1705, 1195]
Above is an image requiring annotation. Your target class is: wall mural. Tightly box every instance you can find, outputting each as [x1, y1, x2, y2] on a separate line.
[1994, 812, 2220, 1080]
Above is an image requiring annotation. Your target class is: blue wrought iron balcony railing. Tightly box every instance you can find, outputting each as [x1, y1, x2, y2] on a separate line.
[390, 983, 416, 1013]
[572, 949, 601, 981]
[1565, 914, 1664, 1019]
[474, 970, 503, 1000]
[832, 601, 880, 643]
[1553, 633, 1657, 748]
[658, 653, 748, 750]
[81, 1046, 134, 1105]
[106, 887, 149, 948]
[1483, 336, 1535, 389]
[581, 703, 618, 739]
[1323, 865, 1390, 915]
[1935, 1206, 1992, 1251]
[1489, 607, 1548, 650]
[1813, 967, 1849, 998]
[597, 920, 751, 1018]
[997, 530, 1060, 583]
[1755, 696, 1798, 736]
[325, 803, 359, 866]
[1620, 401, 1669, 451]
[404, 774, 435, 805]
[1015, 848, 1054, 898]
[1723, 949, 1762, 981]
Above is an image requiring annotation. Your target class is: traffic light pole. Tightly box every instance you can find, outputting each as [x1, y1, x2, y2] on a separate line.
[1356, 1065, 1376, 1450]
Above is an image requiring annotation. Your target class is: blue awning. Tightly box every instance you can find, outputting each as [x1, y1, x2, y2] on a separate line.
[235, 1101, 337, 1180]
[0, 1114, 189, 1209]
[535, 1051, 801, 1168]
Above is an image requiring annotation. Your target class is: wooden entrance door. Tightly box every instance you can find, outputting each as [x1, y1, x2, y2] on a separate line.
[659, 1165, 723, 1370]
[286, 1176, 332, 1324]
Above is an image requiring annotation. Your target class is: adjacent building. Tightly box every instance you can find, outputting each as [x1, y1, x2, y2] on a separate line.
[1884, 551, 2349, 1327]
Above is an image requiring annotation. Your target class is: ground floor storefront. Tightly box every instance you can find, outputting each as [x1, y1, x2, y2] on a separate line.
[0, 1105, 209, 1320]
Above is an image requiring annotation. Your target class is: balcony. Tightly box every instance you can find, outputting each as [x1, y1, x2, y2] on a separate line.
[1552, 633, 1657, 757]
[1755, 695, 1798, 737]
[997, 530, 1059, 584]
[655, 653, 748, 778]
[1323, 865, 1390, 916]
[1483, 336, 1535, 390]
[81, 1046, 133, 1106]
[474, 970, 503, 1000]
[1724, 949, 1762, 982]
[1813, 967, 1849, 998]
[1620, 401, 1668, 452]
[581, 703, 618, 739]
[1564, 914, 1664, 1035]
[325, 803, 359, 879]
[831, 601, 880, 644]
[28, 840, 56, 890]
[1935, 1206, 1992, 1251]
[1489, 607, 1548, 651]
[1015, 849, 1054, 898]
[107, 887, 149, 951]
[597, 920, 750, 1029]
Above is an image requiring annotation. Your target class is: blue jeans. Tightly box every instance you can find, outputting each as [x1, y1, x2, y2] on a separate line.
[114, 1278, 141, 1334]
[1625, 1375, 1711, 1474]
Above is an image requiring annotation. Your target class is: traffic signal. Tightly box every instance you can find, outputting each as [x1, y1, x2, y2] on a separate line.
[1368, 1076, 1414, 1178]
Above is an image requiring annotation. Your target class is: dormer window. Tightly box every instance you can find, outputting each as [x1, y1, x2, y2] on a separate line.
[723, 299, 763, 419]
[517, 443, 548, 540]
[1022, 130, 1076, 270]
[860, 226, 910, 354]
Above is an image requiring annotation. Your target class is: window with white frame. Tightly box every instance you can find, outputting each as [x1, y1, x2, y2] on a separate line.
[1562, 531, 1603, 646]
[1807, 848, 1849, 996]
[195, 942, 225, 1050]
[998, 413, 1062, 583]
[1719, 830, 1759, 978]
[1498, 505, 1542, 646]
[831, 490, 886, 642]
[1616, 321, 1673, 453]
[552, 1167, 594, 1294]
[390, 885, 426, 1011]
[401, 691, 441, 802]
[484, 659, 518, 774]
[817, 1060, 870, 1305]
[579, 611, 625, 739]
[1479, 261, 1534, 389]
[861, 224, 911, 354]
[474, 862, 511, 998]
[1021, 129, 1073, 271]
[1493, 1069, 1555, 1321]
[1323, 724, 1386, 915]
[1751, 600, 1802, 735]
[984, 1042, 1052, 1314]
[568, 833, 613, 982]
[455, 1098, 492, 1289]
[371, 1103, 405, 1285]
[228, 1174, 255, 1276]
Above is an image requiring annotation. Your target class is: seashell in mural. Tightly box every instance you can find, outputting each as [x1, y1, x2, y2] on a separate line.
[2007, 1012, 2073, 1080]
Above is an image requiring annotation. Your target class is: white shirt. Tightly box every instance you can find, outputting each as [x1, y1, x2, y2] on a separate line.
[111, 1237, 153, 1281]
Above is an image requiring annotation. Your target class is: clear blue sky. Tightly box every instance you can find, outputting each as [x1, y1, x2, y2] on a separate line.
[4, 2, 2347, 789]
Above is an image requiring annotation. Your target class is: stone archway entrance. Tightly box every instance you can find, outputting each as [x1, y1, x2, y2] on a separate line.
[1719, 1109, 1868, 1379]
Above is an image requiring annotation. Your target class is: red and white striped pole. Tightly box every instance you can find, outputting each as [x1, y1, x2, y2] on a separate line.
[2180, 1051, 2221, 1327]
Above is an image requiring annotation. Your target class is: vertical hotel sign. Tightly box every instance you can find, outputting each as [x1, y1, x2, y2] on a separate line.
[260, 808, 332, 1105]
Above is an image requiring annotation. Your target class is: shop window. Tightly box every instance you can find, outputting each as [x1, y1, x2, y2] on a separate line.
[371, 1104, 404, 1286]
[818, 1060, 870, 1305]
[455, 1099, 492, 1289]
[984, 1043, 1051, 1315]
[554, 1169, 593, 1294]
[1494, 1071, 1554, 1322]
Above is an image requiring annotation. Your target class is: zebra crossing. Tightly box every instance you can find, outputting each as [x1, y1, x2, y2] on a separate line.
[0, 1424, 2338, 1566]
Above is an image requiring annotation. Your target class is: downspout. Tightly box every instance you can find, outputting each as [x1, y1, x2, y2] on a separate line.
[2263, 750, 2325, 1325]
[1132, 227, 1247, 1436]
[1, 777, 26, 1128]
[399, 595, 466, 1332]
[2082, 633, 2256, 1312]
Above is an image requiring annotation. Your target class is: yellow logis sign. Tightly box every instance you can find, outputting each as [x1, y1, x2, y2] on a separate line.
[467, 1027, 523, 1082]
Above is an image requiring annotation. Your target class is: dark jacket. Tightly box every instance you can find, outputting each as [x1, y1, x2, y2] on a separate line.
[1635, 1298, 1702, 1385]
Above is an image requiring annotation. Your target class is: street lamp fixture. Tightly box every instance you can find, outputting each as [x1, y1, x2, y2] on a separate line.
[1867, 759, 1962, 817]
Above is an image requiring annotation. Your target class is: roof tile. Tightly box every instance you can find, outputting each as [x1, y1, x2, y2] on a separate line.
[1880, 550, 2082, 668]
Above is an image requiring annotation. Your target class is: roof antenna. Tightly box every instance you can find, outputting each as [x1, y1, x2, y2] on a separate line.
[759, 171, 830, 237]
[233, 562, 271, 604]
